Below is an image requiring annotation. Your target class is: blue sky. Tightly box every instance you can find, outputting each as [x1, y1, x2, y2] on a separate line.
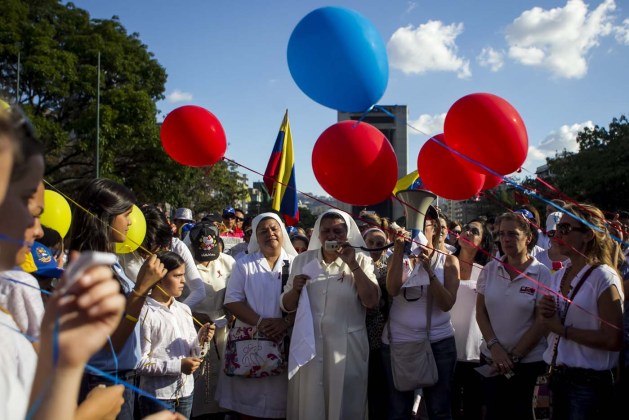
[72, 0, 629, 197]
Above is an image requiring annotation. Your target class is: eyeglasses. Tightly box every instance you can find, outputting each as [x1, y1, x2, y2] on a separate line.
[463, 225, 481, 236]
[555, 222, 589, 236]
[235, 216, 244, 222]
[452, 230, 462, 235]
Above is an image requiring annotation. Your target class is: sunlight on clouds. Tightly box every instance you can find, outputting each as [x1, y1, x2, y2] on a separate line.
[537, 121, 594, 154]
[477, 47, 504, 71]
[167, 89, 193, 103]
[615, 18, 629, 44]
[388, 21, 471, 79]
[505, 0, 616, 79]
[408, 113, 446, 136]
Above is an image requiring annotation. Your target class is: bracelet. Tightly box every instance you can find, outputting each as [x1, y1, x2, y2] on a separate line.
[124, 313, 138, 323]
[486, 338, 500, 349]
[131, 289, 147, 299]
[564, 325, 570, 339]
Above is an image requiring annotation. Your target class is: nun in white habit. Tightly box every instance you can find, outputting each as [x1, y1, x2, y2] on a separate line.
[281, 209, 380, 420]
[216, 212, 297, 419]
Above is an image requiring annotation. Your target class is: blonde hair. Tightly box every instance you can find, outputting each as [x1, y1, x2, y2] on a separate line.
[563, 203, 616, 269]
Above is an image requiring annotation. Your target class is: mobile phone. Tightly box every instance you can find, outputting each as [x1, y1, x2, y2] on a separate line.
[324, 240, 339, 251]
[58, 251, 117, 294]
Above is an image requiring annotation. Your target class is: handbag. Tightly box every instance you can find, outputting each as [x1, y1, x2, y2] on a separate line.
[223, 260, 291, 378]
[388, 285, 438, 391]
[223, 325, 287, 378]
[532, 265, 598, 420]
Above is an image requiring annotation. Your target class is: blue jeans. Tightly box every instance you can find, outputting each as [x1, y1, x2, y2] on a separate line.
[139, 394, 193, 419]
[383, 336, 457, 420]
[551, 367, 615, 420]
[79, 370, 137, 420]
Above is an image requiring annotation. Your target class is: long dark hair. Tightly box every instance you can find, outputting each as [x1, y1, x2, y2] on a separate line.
[453, 218, 493, 266]
[141, 205, 173, 255]
[156, 250, 185, 273]
[68, 178, 136, 253]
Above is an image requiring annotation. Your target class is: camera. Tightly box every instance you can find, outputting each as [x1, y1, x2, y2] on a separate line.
[324, 240, 339, 251]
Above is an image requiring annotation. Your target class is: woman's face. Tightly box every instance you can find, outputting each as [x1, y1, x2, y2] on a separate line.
[160, 264, 186, 298]
[291, 238, 308, 254]
[318, 217, 347, 252]
[364, 230, 387, 260]
[111, 207, 133, 243]
[256, 218, 283, 255]
[552, 214, 590, 257]
[438, 218, 448, 245]
[459, 221, 483, 252]
[18, 181, 45, 265]
[0, 155, 44, 269]
[424, 217, 437, 248]
[498, 219, 530, 258]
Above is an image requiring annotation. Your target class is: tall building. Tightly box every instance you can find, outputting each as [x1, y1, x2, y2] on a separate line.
[337, 105, 408, 222]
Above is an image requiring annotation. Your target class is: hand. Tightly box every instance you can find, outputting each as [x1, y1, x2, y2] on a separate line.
[393, 228, 410, 249]
[40, 265, 126, 368]
[181, 357, 202, 375]
[489, 343, 514, 374]
[292, 274, 310, 293]
[141, 411, 187, 420]
[258, 318, 288, 342]
[538, 294, 557, 318]
[75, 384, 124, 420]
[198, 322, 216, 344]
[418, 252, 432, 272]
[135, 254, 167, 295]
[336, 241, 356, 265]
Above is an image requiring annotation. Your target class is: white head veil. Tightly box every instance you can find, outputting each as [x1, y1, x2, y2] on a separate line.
[308, 209, 366, 251]
[247, 212, 298, 257]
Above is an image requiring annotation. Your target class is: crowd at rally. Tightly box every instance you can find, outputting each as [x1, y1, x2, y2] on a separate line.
[0, 103, 628, 420]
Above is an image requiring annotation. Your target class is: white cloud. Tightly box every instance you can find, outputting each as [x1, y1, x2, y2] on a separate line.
[408, 113, 446, 136]
[522, 121, 594, 172]
[477, 47, 505, 71]
[615, 18, 629, 44]
[505, 0, 616, 79]
[167, 89, 193, 103]
[387, 20, 471, 79]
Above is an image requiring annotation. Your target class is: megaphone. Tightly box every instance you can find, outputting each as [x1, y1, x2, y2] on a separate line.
[396, 189, 437, 254]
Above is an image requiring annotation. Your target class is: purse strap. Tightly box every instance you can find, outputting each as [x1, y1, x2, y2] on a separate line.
[550, 264, 599, 367]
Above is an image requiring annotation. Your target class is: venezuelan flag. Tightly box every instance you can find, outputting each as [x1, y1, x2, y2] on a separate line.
[263, 110, 299, 226]
[392, 170, 424, 195]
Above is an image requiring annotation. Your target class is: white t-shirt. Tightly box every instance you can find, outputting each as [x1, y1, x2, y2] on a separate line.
[450, 263, 483, 361]
[542, 264, 624, 370]
[477, 256, 551, 362]
[0, 269, 44, 339]
[0, 310, 37, 419]
[383, 252, 455, 344]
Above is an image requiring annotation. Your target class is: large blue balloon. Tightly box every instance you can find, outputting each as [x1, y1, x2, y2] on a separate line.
[287, 7, 389, 113]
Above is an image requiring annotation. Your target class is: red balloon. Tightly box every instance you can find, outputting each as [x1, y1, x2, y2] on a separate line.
[160, 105, 227, 167]
[418, 134, 485, 201]
[482, 173, 503, 190]
[312, 121, 398, 205]
[444, 93, 528, 176]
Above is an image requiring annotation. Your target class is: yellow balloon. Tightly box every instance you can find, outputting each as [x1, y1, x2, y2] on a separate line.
[115, 205, 146, 254]
[0, 99, 9, 111]
[40, 190, 72, 238]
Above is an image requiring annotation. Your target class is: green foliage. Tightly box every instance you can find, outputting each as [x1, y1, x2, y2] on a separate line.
[546, 115, 629, 211]
[0, 0, 248, 206]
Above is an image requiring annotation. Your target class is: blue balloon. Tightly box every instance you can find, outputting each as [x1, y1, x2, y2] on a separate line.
[287, 7, 389, 113]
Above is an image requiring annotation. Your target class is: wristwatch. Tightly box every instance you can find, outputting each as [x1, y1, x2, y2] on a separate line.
[511, 354, 521, 364]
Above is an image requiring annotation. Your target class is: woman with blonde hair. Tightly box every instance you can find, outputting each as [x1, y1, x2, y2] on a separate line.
[538, 203, 623, 419]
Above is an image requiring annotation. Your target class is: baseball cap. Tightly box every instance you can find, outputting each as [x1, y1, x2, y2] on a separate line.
[189, 223, 221, 262]
[21, 242, 64, 279]
[546, 211, 562, 232]
[222, 207, 236, 218]
[514, 208, 535, 222]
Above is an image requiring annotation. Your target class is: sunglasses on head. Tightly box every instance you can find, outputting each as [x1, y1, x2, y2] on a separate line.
[550, 222, 589, 237]
[463, 225, 481, 236]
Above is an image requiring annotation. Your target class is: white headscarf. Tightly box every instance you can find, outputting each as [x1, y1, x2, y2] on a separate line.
[247, 212, 298, 257]
[308, 209, 366, 251]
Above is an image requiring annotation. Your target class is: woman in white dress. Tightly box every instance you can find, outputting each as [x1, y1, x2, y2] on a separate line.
[216, 212, 297, 419]
[281, 209, 380, 420]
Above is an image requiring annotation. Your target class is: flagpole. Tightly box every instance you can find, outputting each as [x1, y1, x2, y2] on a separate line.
[96, 51, 101, 178]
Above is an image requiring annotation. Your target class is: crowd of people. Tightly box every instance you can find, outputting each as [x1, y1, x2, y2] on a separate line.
[0, 103, 628, 420]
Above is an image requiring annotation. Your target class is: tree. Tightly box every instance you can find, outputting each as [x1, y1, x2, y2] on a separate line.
[546, 115, 629, 211]
[0, 0, 247, 206]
